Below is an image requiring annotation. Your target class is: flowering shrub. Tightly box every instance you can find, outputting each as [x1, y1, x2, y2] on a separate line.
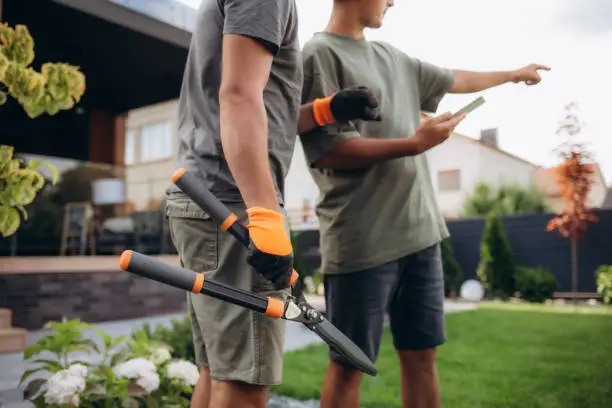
[20, 318, 199, 407]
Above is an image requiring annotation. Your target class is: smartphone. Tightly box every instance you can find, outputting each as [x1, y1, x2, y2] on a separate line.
[454, 96, 485, 117]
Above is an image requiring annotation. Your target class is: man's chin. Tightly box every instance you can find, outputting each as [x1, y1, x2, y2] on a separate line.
[367, 20, 384, 29]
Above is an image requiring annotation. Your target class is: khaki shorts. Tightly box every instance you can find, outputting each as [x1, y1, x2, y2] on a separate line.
[165, 193, 290, 386]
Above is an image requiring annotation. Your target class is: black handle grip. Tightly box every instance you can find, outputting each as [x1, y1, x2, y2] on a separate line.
[120, 250, 199, 292]
[172, 168, 249, 246]
[171, 168, 299, 287]
[119, 250, 286, 319]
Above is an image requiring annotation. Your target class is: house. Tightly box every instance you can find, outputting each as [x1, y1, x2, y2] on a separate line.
[425, 128, 539, 218]
[123, 100, 180, 212]
[0, 0, 196, 354]
[533, 163, 608, 213]
[426, 127, 608, 218]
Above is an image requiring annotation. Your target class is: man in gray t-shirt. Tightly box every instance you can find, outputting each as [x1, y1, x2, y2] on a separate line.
[164, 1, 382, 406]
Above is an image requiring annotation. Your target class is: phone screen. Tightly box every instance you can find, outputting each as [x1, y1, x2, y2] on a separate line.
[454, 96, 485, 116]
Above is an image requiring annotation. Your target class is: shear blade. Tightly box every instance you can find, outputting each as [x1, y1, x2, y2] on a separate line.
[307, 317, 377, 376]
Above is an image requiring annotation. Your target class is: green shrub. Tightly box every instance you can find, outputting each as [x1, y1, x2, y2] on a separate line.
[477, 211, 517, 298]
[595, 265, 612, 305]
[441, 238, 463, 297]
[516, 266, 558, 303]
[133, 315, 195, 362]
[21, 318, 197, 407]
[0, 145, 58, 237]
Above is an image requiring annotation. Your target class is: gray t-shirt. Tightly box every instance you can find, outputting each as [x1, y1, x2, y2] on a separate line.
[299, 32, 454, 275]
[167, 0, 303, 205]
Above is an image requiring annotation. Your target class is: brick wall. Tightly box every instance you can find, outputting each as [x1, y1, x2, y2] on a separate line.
[0, 271, 186, 330]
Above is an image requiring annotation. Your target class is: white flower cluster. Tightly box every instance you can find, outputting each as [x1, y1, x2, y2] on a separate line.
[150, 348, 172, 365]
[166, 360, 199, 386]
[44, 364, 88, 406]
[114, 358, 160, 393]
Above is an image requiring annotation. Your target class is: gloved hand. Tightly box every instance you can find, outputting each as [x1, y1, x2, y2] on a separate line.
[246, 207, 294, 290]
[312, 86, 382, 126]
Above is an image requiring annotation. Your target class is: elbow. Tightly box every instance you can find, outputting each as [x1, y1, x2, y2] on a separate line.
[219, 82, 262, 109]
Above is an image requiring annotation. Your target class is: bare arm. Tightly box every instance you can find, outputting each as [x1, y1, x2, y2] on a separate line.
[450, 64, 550, 94]
[298, 102, 317, 135]
[450, 70, 515, 93]
[314, 113, 465, 169]
[219, 34, 278, 210]
[315, 138, 423, 169]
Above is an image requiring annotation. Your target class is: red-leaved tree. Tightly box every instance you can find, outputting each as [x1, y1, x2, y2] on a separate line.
[546, 102, 599, 302]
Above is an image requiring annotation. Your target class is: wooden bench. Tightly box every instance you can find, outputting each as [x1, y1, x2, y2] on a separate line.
[552, 292, 602, 299]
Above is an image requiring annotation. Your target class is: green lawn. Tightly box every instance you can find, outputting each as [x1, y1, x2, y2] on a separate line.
[273, 303, 612, 408]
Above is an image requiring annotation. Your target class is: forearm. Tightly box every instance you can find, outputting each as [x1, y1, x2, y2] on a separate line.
[219, 90, 279, 210]
[297, 102, 318, 134]
[315, 137, 423, 169]
[450, 69, 517, 93]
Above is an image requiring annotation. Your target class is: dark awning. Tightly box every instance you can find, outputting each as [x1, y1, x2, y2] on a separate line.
[1, 0, 195, 161]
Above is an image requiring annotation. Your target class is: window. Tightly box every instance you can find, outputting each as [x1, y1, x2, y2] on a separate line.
[124, 120, 173, 164]
[438, 169, 461, 192]
[140, 122, 172, 162]
[124, 130, 136, 165]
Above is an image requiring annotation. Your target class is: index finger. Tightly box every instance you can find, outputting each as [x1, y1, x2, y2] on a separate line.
[534, 64, 551, 71]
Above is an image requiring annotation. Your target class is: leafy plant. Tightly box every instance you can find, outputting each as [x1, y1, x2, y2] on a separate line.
[441, 238, 463, 297]
[515, 266, 558, 303]
[1, 22, 86, 237]
[477, 211, 517, 298]
[0, 23, 86, 117]
[132, 315, 195, 362]
[0, 145, 58, 237]
[462, 181, 551, 218]
[20, 318, 198, 407]
[595, 265, 612, 305]
[546, 102, 599, 302]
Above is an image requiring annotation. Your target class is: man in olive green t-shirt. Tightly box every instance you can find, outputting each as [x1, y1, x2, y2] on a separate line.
[299, 1, 550, 407]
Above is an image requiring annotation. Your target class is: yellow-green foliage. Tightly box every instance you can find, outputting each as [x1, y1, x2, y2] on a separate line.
[0, 145, 58, 237]
[1, 22, 85, 237]
[0, 23, 86, 118]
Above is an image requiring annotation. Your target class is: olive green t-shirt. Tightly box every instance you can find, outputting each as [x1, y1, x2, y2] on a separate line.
[299, 32, 454, 275]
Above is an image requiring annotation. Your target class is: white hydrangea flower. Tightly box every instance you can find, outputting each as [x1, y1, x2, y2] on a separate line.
[66, 363, 88, 378]
[150, 348, 172, 365]
[114, 358, 160, 393]
[44, 368, 86, 406]
[166, 360, 200, 386]
[136, 371, 161, 393]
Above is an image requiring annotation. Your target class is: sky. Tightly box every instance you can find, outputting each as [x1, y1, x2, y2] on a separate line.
[176, 0, 612, 186]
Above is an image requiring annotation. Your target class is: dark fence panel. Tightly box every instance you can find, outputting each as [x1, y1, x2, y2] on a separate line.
[446, 209, 612, 293]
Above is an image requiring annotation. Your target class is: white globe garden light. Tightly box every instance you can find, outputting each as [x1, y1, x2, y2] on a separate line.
[460, 279, 485, 302]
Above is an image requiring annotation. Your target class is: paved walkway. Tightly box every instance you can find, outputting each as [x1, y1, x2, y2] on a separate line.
[0, 297, 477, 407]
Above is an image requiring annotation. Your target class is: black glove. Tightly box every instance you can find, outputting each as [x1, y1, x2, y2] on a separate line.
[330, 86, 383, 122]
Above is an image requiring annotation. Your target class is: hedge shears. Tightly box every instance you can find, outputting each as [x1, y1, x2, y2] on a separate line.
[119, 168, 377, 376]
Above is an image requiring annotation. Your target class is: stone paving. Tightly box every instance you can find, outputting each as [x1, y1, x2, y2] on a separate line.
[0, 298, 477, 407]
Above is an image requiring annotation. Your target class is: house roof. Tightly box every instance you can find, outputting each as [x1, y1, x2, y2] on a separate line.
[450, 131, 540, 168]
[532, 162, 607, 196]
[449, 131, 608, 198]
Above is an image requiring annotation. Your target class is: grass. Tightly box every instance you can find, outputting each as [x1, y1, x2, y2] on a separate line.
[273, 302, 612, 408]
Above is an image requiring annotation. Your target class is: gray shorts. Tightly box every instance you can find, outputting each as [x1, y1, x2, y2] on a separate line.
[166, 194, 290, 386]
[324, 243, 446, 365]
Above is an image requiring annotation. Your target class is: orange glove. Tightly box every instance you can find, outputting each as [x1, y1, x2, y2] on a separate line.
[246, 207, 295, 290]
